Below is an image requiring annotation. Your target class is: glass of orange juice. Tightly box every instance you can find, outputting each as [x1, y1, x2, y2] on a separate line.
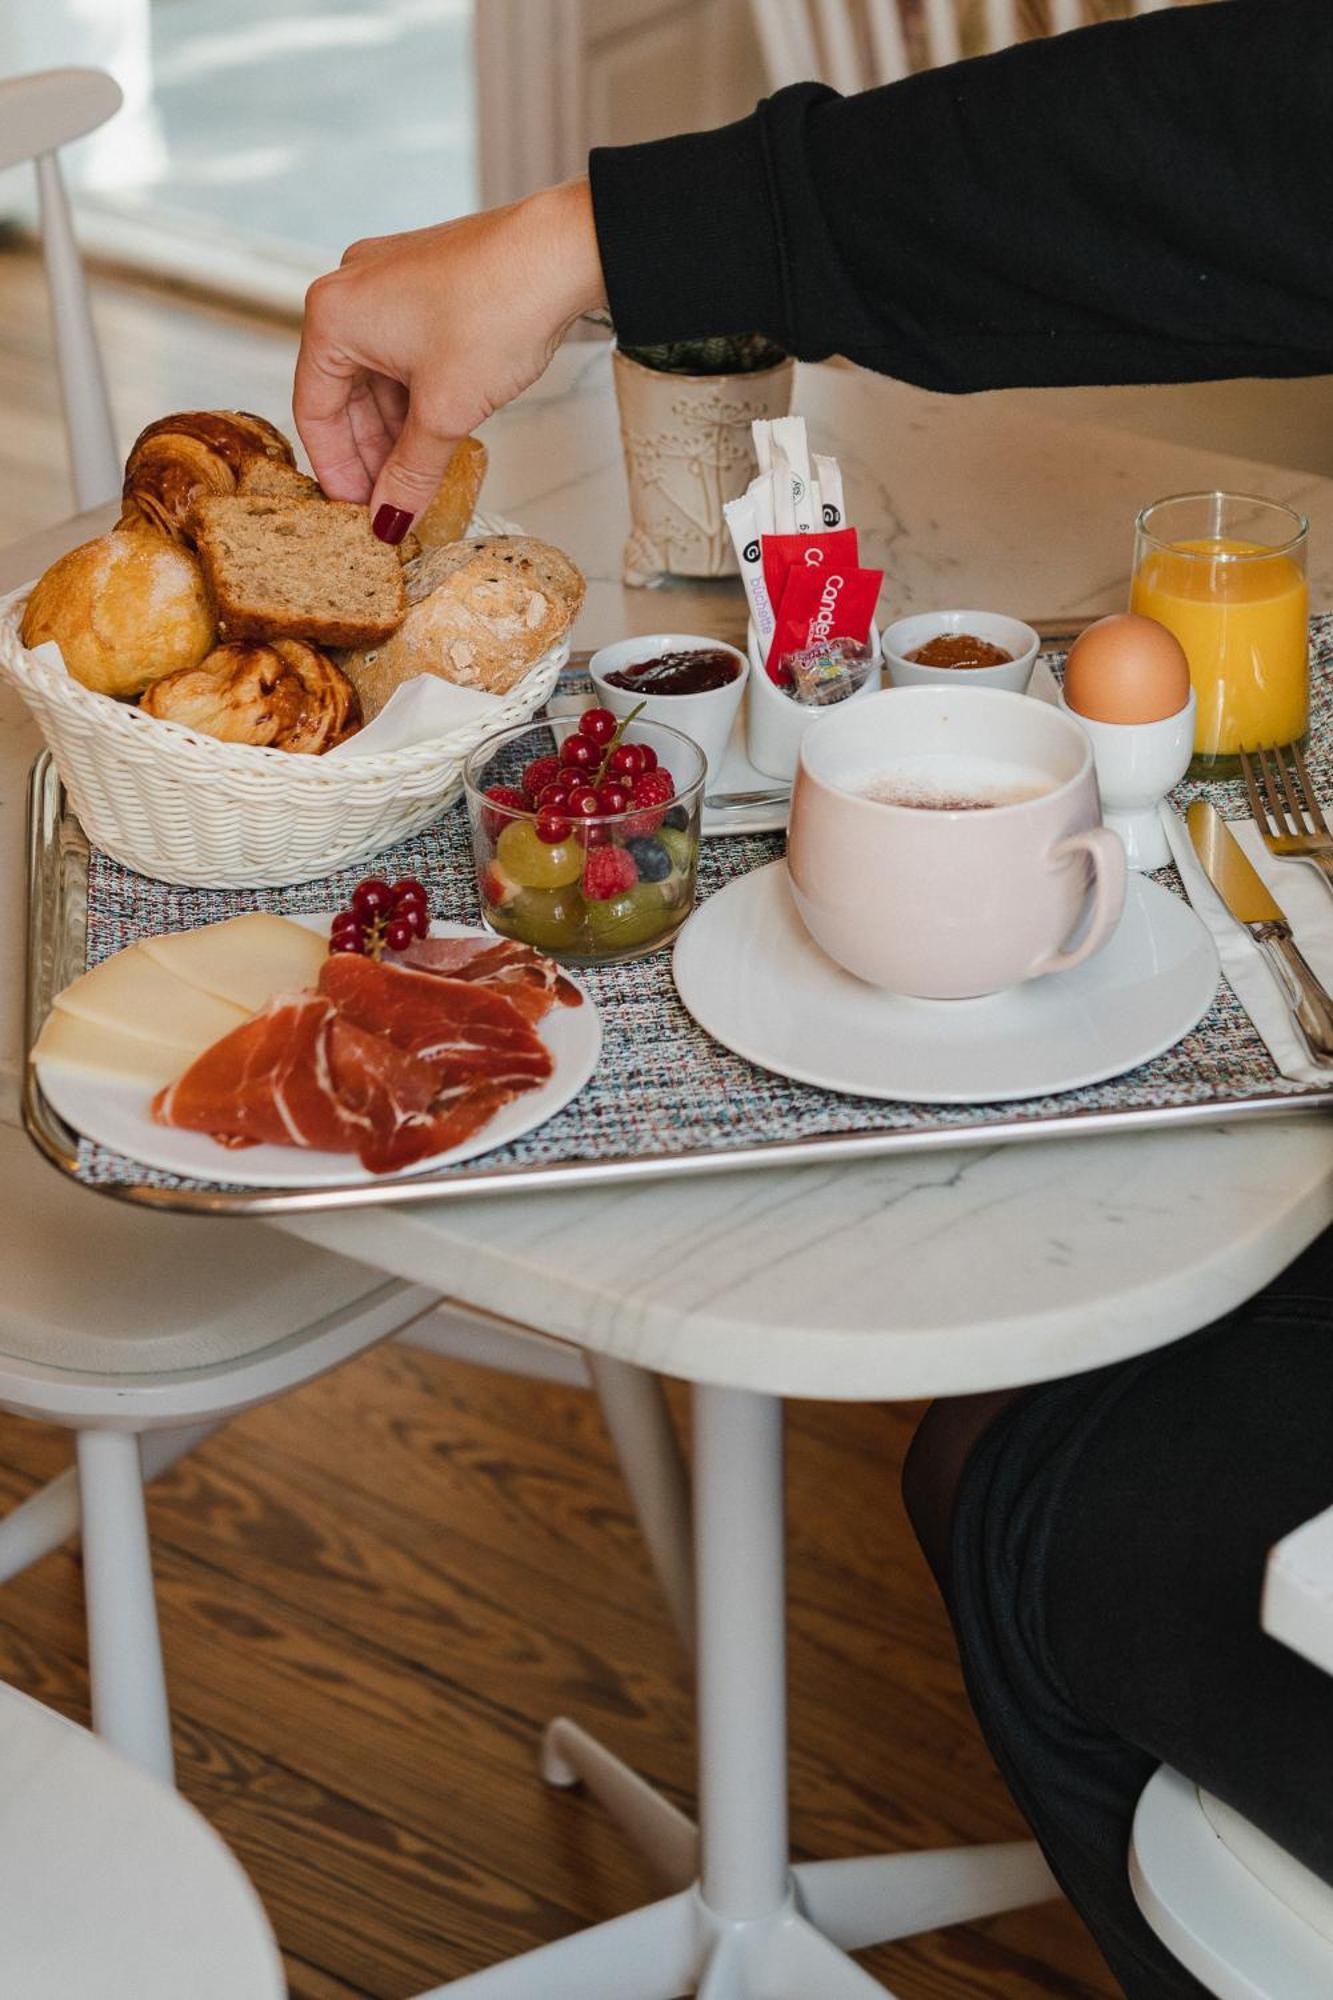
[1131, 491, 1309, 777]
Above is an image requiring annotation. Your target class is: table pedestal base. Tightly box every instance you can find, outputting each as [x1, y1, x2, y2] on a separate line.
[414, 1385, 1059, 1999]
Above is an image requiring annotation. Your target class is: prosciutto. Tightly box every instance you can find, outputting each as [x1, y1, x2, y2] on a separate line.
[318, 953, 554, 1091]
[400, 935, 583, 1024]
[153, 947, 562, 1174]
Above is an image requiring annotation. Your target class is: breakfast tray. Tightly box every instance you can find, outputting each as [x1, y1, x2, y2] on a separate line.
[23, 644, 1333, 1217]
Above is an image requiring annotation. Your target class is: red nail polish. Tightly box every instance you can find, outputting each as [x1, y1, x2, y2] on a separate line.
[372, 504, 413, 545]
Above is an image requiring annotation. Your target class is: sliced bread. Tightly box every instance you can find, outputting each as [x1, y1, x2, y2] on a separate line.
[236, 459, 324, 502]
[191, 495, 406, 646]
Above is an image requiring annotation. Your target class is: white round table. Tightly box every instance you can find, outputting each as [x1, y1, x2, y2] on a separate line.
[275, 1114, 1333, 1998]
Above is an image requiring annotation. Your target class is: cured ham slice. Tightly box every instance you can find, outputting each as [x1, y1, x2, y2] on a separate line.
[153, 993, 358, 1153]
[326, 1017, 515, 1174]
[400, 935, 582, 1024]
[152, 931, 575, 1177]
[318, 953, 553, 1091]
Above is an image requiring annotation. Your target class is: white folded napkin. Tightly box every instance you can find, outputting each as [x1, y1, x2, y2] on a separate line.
[1162, 802, 1333, 1085]
[325, 674, 502, 757]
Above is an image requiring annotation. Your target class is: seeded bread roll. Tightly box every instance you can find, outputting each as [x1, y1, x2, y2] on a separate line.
[21, 522, 217, 698]
[191, 494, 406, 646]
[338, 536, 584, 715]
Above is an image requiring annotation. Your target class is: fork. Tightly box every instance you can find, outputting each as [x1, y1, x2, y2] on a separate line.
[1240, 742, 1333, 892]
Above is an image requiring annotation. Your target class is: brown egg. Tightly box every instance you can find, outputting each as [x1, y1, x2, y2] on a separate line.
[1063, 612, 1191, 724]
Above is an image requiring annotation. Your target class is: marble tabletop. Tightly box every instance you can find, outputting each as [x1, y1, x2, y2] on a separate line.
[4, 345, 1332, 1398]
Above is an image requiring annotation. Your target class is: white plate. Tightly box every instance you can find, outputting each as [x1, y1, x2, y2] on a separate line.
[672, 861, 1219, 1104]
[37, 920, 602, 1187]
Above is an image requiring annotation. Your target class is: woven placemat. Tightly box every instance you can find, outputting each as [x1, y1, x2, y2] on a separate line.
[71, 627, 1333, 1194]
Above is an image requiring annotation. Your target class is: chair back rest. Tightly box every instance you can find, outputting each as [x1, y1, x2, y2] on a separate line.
[0, 68, 122, 512]
[750, 0, 1175, 92]
[0, 67, 122, 176]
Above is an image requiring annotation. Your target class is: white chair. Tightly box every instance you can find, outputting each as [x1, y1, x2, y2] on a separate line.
[1129, 1503, 1333, 1996]
[0, 67, 122, 510]
[0, 1675, 285, 1998]
[0, 1118, 692, 1787]
[748, 0, 1172, 93]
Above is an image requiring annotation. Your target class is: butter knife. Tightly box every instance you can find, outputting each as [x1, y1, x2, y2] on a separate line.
[1187, 801, 1333, 1066]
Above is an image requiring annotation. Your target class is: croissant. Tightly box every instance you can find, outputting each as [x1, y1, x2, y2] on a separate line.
[139, 639, 361, 753]
[119, 410, 297, 542]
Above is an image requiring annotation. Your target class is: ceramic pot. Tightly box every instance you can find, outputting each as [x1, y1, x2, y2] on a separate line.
[612, 346, 794, 587]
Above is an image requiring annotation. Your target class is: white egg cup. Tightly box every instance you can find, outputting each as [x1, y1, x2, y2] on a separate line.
[1057, 688, 1196, 872]
[745, 622, 882, 781]
[882, 610, 1040, 695]
[589, 633, 749, 786]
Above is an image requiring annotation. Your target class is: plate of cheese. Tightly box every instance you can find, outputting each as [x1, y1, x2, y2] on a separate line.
[32, 912, 600, 1185]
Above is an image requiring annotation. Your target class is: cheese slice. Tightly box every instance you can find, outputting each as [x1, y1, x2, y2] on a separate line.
[53, 945, 249, 1054]
[32, 1008, 193, 1092]
[140, 913, 327, 1014]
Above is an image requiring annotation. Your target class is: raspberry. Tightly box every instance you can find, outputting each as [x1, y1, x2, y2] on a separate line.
[624, 767, 675, 836]
[522, 754, 561, 799]
[582, 845, 639, 901]
[481, 784, 527, 840]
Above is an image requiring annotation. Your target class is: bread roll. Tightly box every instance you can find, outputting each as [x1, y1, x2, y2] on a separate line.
[338, 536, 584, 716]
[21, 523, 217, 699]
[140, 640, 360, 753]
[414, 437, 488, 548]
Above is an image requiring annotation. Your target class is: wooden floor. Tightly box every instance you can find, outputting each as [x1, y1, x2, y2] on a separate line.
[0, 242, 1118, 1996]
[0, 1353, 1117, 1999]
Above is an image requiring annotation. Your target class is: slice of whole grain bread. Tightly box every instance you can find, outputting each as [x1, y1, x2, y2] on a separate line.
[191, 495, 405, 646]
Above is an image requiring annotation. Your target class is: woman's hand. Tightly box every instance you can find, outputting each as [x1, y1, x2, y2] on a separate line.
[294, 178, 606, 541]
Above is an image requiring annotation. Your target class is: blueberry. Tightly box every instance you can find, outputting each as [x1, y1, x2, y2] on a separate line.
[626, 836, 672, 883]
[664, 805, 689, 831]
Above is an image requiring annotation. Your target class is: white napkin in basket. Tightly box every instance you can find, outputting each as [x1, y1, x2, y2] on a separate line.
[1162, 803, 1333, 1085]
[325, 674, 502, 757]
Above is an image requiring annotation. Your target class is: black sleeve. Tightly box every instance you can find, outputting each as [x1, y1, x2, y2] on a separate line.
[588, 0, 1333, 393]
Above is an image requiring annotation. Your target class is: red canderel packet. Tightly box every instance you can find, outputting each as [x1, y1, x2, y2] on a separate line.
[760, 528, 859, 626]
[765, 561, 884, 683]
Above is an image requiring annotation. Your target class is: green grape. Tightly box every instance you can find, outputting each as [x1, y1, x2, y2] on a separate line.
[506, 886, 587, 952]
[496, 818, 583, 889]
[658, 827, 695, 875]
[585, 883, 672, 951]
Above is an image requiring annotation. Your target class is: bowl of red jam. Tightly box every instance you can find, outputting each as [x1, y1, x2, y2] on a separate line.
[590, 633, 748, 783]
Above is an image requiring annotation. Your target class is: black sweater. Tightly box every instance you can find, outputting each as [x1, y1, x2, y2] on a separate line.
[589, 0, 1333, 393]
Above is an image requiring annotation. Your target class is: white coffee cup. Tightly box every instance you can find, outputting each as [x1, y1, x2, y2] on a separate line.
[590, 633, 748, 784]
[787, 686, 1127, 998]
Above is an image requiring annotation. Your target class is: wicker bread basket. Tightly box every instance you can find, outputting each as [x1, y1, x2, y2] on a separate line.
[0, 512, 569, 887]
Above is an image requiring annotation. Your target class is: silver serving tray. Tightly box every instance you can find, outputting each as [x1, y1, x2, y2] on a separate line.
[23, 752, 1333, 1217]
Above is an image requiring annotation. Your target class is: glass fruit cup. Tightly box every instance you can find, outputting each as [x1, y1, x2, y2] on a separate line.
[462, 714, 706, 966]
[1130, 491, 1309, 777]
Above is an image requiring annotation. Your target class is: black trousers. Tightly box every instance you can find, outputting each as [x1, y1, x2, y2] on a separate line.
[944, 1226, 1333, 1999]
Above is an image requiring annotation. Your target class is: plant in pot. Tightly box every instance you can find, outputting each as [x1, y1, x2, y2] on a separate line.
[612, 333, 793, 587]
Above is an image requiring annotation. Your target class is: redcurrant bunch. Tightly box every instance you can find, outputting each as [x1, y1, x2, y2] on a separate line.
[512, 706, 674, 843]
[329, 876, 430, 957]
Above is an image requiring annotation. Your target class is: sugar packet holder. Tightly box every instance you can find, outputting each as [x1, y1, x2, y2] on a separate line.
[745, 618, 882, 782]
[725, 416, 849, 640]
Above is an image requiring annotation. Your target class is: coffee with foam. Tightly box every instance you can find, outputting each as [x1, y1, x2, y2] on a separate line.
[853, 753, 1055, 813]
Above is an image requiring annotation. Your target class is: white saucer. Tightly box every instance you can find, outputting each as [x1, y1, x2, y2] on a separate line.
[37, 920, 601, 1186]
[672, 861, 1219, 1104]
